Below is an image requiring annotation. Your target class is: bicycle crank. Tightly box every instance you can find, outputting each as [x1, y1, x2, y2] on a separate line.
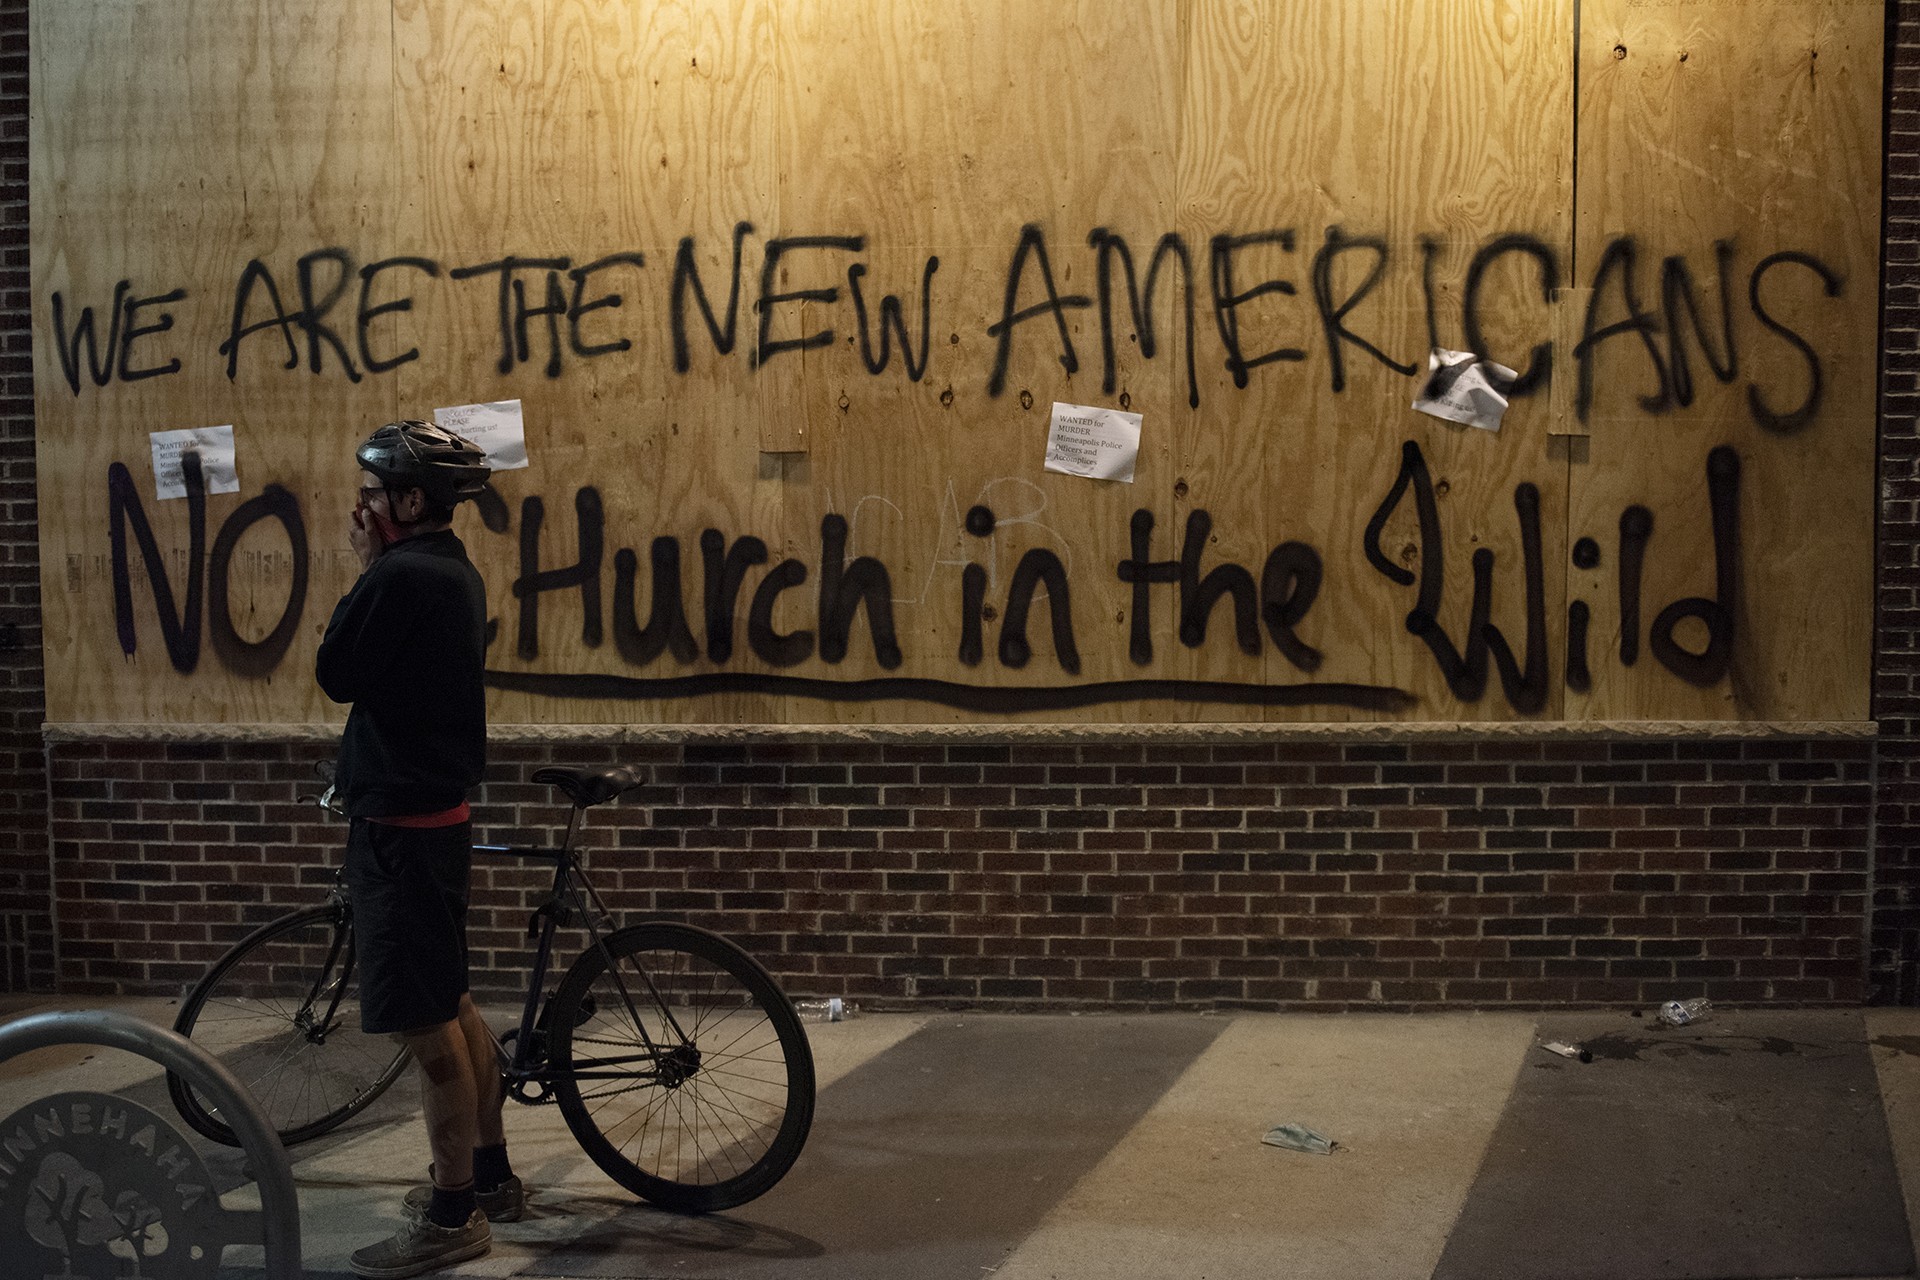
[498, 1028, 560, 1104]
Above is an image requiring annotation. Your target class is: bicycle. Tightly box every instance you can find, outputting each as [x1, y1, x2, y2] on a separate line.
[164, 764, 816, 1213]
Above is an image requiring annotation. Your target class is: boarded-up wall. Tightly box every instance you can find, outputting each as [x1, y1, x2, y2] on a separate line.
[30, 0, 1883, 728]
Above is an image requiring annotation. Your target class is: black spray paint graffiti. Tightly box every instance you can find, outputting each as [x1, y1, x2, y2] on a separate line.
[107, 452, 308, 677]
[104, 441, 1741, 712]
[1363, 443, 1552, 712]
[49, 226, 1842, 430]
[1363, 439, 1741, 702]
[1616, 445, 1742, 686]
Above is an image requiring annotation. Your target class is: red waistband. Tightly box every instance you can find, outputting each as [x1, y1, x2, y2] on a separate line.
[366, 800, 471, 828]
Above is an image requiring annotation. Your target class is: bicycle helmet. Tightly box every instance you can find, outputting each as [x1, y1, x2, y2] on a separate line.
[355, 419, 491, 510]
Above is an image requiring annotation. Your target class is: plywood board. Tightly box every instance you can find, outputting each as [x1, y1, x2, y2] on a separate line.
[767, 0, 1185, 724]
[1176, 0, 1574, 724]
[34, 0, 401, 727]
[1567, 0, 1881, 721]
[388, 0, 793, 726]
[30, 1, 1881, 728]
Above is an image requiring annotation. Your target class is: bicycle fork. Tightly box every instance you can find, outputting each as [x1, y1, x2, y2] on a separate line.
[300, 906, 356, 1045]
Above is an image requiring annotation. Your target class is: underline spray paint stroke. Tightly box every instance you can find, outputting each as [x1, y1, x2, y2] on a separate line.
[483, 669, 1418, 714]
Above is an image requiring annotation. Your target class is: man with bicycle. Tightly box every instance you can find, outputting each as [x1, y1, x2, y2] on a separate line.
[318, 420, 523, 1278]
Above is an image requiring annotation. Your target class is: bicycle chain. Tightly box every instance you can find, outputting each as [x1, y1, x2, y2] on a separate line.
[565, 1032, 669, 1102]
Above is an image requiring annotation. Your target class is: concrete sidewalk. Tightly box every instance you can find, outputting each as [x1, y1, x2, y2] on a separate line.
[2, 998, 1918, 1279]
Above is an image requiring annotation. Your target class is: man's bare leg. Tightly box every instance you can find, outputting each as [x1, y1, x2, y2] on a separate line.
[382, 998, 522, 1238]
[454, 993, 505, 1148]
[348, 1017, 488, 1277]
[400, 1019, 477, 1190]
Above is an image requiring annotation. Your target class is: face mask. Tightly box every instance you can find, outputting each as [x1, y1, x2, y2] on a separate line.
[358, 490, 411, 549]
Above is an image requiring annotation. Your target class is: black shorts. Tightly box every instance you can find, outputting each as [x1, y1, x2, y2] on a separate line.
[345, 818, 472, 1035]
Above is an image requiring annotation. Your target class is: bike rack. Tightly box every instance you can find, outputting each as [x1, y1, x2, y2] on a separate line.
[0, 1008, 303, 1280]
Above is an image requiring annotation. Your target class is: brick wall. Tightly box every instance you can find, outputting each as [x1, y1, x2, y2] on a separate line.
[1879, 1, 1920, 1003]
[9, 2, 1918, 1006]
[0, 0, 49, 992]
[48, 736, 1873, 1008]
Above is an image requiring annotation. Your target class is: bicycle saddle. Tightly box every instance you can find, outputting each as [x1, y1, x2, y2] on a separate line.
[532, 765, 642, 809]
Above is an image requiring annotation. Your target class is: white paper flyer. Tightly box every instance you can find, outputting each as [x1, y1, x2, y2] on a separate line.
[1043, 401, 1141, 483]
[148, 426, 239, 500]
[434, 399, 530, 470]
[1411, 348, 1519, 432]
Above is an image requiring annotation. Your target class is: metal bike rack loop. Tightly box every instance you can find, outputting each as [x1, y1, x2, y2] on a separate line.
[0, 1008, 303, 1280]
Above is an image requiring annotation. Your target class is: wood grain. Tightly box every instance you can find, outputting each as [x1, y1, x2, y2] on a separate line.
[1177, 0, 1574, 723]
[30, 0, 1877, 728]
[34, 0, 399, 726]
[1567, 0, 1880, 720]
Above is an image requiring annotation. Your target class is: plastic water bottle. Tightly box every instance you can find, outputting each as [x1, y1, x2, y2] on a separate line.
[793, 997, 857, 1023]
[1657, 997, 1712, 1027]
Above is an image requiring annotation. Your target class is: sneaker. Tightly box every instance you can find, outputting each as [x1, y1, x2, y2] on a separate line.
[349, 1209, 490, 1279]
[403, 1175, 527, 1224]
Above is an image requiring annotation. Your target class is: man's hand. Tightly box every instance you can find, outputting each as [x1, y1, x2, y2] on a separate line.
[350, 503, 383, 571]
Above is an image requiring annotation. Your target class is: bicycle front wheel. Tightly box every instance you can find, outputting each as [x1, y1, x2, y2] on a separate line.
[168, 903, 411, 1146]
[550, 922, 815, 1212]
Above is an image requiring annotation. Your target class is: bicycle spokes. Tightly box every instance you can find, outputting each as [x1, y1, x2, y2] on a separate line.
[553, 927, 808, 1204]
[169, 907, 411, 1147]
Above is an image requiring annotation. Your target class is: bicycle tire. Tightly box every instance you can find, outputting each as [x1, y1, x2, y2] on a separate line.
[550, 922, 815, 1212]
[168, 902, 411, 1147]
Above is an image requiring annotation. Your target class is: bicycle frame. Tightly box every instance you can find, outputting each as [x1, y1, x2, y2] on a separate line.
[475, 814, 693, 1095]
[175, 764, 814, 1208]
[311, 776, 701, 1096]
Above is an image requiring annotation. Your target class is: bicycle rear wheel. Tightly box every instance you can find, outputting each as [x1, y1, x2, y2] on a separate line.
[550, 922, 815, 1212]
[168, 902, 410, 1146]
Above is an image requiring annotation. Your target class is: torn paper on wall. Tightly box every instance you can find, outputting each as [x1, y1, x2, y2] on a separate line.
[434, 399, 530, 470]
[1412, 348, 1518, 432]
[1044, 401, 1141, 483]
[149, 426, 239, 500]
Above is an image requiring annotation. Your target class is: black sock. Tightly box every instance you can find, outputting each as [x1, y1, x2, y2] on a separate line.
[473, 1142, 514, 1191]
[427, 1183, 476, 1229]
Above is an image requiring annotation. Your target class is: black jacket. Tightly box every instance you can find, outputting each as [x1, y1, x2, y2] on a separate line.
[316, 530, 487, 818]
